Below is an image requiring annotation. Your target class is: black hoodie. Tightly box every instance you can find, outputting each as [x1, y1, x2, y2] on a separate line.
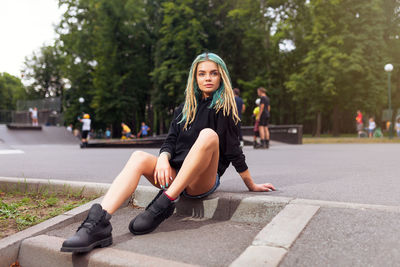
[160, 97, 248, 177]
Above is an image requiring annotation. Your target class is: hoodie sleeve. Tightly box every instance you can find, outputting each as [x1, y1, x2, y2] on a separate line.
[215, 112, 248, 173]
[159, 105, 183, 157]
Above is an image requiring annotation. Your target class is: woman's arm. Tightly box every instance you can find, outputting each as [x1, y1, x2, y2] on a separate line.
[239, 169, 276, 192]
[259, 103, 265, 114]
[159, 105, 182, 156]
[154, 152, 173, 188]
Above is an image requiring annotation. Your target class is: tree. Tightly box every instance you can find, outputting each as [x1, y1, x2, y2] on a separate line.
[151, 0, 208, 132]
[0, 72, 27, 110]
[23, 45, 65, 99]
[383, 0, 400, 118]
[57, 0, 153, 133]
[287, 0, 387, 135]
[17, 0, 395, 135]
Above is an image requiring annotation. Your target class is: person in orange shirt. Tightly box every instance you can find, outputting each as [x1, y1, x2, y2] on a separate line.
[355, 110, 364, 137]
[121, 123, 135, 139]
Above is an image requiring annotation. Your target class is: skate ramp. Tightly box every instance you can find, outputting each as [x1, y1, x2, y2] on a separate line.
[0, 124, 79, 145]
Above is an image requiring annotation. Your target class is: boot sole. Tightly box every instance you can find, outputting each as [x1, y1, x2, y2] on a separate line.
[60, 236, 112, 253]
[128, 207, 174, 235]
[128, 217, 158, 235]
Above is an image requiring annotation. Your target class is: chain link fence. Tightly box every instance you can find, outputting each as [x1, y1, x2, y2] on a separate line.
[1, 97, 64, 125]
[0, 110, 13, 124]
[16, 97, 61, 112]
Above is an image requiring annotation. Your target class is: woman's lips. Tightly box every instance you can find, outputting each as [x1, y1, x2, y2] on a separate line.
[205, 84, 213, 88]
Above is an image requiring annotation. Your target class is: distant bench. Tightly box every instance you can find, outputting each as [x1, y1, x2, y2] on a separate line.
[6, 124, 42, 130]
[86, 136, 166, 148]
[241, 125, 303, 144]
[85, 125, 302, 148]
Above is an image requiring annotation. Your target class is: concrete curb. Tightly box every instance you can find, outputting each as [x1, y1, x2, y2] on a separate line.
[0, 176, 110, 198]
[230, 204, 320, 267]
[19, 235, 198, 267]
[0, 177, 289, 266]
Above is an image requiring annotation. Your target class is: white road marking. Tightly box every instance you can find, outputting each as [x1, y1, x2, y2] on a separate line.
[0, 149, 24, 155]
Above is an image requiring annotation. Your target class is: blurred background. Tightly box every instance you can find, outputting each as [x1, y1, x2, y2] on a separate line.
[0, 0, 399, 137]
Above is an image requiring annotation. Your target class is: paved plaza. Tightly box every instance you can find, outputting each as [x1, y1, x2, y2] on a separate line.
[1, 126, 400, 266]
[1, 142, 399, 206]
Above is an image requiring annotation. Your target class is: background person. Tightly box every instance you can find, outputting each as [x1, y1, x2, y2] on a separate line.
[368, 117, 376, 138]
[121, 122, 134, 139]
[395, 117, 400, 138]
[253, 98, 261, 148]
[105, 128, 112, 139]
[234, 88, 245, 147]
[66, 124, 73, 132]
[137, 122, 150, 138]
[257, 87, 270, 149]
[355, 110, 364, 137]
[79, 114, 91, 147]
[60, 52, 275, 254]
[31, 107, 39, 126]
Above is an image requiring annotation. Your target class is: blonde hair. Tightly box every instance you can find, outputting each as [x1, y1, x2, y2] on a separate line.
[181, 53, 240, 130]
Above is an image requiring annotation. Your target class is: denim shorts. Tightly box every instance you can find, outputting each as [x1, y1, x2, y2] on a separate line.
[181, 173, 220, 199]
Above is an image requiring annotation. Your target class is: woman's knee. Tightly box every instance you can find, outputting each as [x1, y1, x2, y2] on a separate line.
[197, 128, 219, 147]
[129, 150, 152, 164]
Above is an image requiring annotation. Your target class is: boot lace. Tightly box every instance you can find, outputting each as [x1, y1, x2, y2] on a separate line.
[77, 214, 104, 233]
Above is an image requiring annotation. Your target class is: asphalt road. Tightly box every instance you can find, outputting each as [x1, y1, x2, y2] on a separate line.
[0, 142, 399, 206]
[2, 134, 400, 266]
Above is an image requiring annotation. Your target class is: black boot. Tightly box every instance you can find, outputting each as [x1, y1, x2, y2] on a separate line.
[262, 139, 268, 149]
[253, 141, 262, 149]
[129, 190, 176, 235]
[266, 139, 270, 149]
[61, 204, 112, 253]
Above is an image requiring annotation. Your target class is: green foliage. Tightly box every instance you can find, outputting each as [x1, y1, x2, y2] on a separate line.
[0, 72, 27, 110]
[286, 0, 390, 135]
[151, 0, 208, 131]
[46, 197, 59, 206]
[24, 45, 66, 98]
[0, 189, 97, 237]
[18, 0, 400, 134]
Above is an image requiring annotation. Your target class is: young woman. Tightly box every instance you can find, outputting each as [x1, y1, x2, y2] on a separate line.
[61, 52, 276, 253]
[257, 87, 270, 148]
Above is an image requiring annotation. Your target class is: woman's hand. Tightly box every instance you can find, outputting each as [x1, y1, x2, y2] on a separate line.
[154, 154, 173, 189]
[239, 170, 276, 192]
[250, 183, 276, 192]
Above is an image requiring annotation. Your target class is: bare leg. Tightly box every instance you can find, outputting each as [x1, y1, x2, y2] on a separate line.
[165, 128, 219, 199]
[266, 126, 270, 140]
[101, 151, 176, 214]
[259, 126, 266, 140]
[102, 128, 218, 213]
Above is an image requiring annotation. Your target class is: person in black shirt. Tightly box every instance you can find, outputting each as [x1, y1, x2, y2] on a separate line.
[60, 52, 275, 253]
[234, 88, 245, 147]
[257, 87, 270, 148]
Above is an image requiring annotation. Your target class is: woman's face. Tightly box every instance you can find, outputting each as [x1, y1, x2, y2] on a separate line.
[196, 60, 221, 98]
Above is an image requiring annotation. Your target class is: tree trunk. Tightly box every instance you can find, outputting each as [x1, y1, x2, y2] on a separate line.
[332, 105, 340, 136]
[315, 111, 322, 137]
[159, 111, 164, 134]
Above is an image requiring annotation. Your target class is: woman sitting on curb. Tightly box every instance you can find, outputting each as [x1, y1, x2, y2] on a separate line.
[60, 52, 276, 253]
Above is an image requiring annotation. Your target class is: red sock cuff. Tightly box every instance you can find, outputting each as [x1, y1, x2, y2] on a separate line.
[163, 191, 176, 201]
